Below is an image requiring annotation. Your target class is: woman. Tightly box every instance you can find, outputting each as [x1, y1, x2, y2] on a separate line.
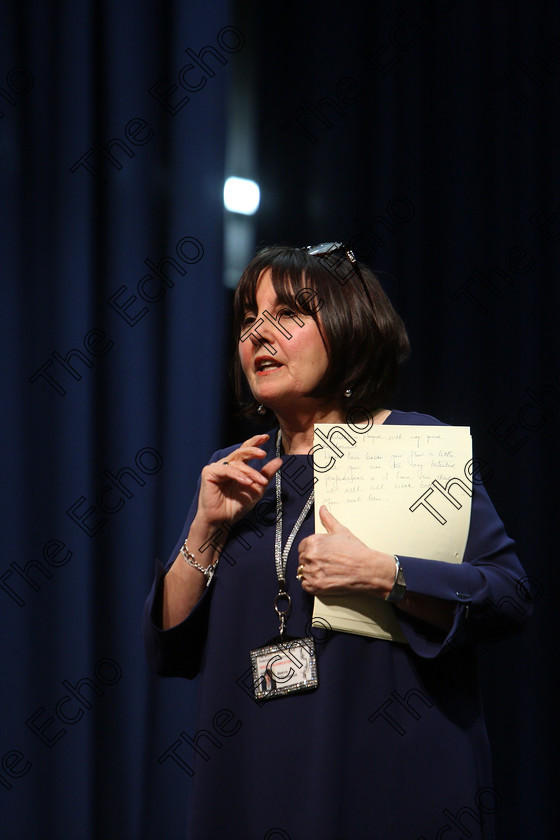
[144, 243, 531, 839]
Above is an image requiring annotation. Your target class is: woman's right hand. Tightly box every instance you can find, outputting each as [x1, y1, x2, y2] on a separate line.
[162, 435, 281, 629]
[194, 434, 282, 528]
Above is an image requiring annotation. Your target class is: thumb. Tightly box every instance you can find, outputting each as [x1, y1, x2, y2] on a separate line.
[319, 505, 347, 534]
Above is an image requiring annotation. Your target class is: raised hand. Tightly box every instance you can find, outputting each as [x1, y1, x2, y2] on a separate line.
[195, 434, 282, 528]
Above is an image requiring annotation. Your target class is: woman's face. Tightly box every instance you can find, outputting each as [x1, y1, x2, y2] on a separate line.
[238, 270, 330, 414]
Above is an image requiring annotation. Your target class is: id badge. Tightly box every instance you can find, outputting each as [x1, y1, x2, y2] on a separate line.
[250, 637, 318, 701]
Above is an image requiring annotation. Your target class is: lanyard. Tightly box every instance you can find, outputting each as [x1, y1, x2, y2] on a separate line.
[249, 429, 319, 701]
[273, 429, 314, 636]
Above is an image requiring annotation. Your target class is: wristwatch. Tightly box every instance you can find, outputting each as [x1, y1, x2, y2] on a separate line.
[385, 555, 406, 603]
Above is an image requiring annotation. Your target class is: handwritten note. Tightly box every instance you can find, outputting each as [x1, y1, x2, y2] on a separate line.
[311, 424, 472, 642]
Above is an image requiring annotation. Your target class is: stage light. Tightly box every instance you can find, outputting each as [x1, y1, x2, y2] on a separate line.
[223, 176, 260, 215]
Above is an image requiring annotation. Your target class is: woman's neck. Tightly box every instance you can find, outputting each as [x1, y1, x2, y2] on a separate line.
[276, 405, 344, 455]
[276, 407, 392, 455]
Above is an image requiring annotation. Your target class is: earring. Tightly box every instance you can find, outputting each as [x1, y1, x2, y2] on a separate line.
[257, 404, 266, 415]
[344, 388, 352, 398]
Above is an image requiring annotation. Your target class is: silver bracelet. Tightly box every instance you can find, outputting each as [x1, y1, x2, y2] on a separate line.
[180, 539, 218, 587]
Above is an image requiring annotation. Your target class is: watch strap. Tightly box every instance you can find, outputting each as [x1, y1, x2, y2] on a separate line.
[385, 555, 406, 603]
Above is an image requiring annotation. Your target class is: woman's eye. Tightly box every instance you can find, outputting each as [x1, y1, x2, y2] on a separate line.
[241, 314, 256, 328]
[279, 308, 296, 318]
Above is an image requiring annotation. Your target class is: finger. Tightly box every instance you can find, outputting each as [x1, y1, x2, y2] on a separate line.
[241, 434, 270, 448]
[319, 505, 347, 534]
[219, 465, 255, 486]
[227, 445, 269, 463]
[225, 436, 272, 465]
[260, 457, 283, 480]
[226, 463, 271, 486]
[298, 531, 324, 554]
[209, 461, 268, 487]
[300, 577, 314, 594]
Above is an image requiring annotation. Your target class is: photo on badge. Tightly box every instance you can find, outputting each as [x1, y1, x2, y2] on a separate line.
[250, 638, 318, 700]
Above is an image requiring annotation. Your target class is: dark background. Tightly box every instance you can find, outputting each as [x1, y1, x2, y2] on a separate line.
[0, 0, 556, 838]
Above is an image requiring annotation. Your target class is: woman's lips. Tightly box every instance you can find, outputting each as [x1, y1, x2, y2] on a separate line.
[256, 362, 283, 375]
[254, 356, 284, 374]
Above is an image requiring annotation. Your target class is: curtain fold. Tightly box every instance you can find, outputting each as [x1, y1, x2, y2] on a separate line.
[1, 1, 232, 837]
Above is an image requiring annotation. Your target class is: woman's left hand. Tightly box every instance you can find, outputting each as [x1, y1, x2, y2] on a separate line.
[297, 505, 397, 599]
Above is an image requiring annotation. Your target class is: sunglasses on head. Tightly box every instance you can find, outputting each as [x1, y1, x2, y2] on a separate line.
[303, 242, 375, 313]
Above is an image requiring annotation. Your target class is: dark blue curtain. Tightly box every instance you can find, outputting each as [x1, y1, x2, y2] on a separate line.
[1, 1, 238, 837]
[2, 0, 556, 838]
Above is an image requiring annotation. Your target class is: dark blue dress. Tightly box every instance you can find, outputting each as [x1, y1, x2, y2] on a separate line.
[144, 410, 532, 840]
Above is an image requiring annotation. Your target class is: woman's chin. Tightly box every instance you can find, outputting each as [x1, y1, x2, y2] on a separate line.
[252, 386, 287, 406]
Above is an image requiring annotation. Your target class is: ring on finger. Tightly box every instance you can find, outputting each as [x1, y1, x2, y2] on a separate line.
[222, 460, 229, 465]
[296, 564, 305, 581]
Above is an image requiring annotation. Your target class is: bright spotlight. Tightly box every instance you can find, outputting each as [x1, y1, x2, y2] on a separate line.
[223, 176, 260, 215]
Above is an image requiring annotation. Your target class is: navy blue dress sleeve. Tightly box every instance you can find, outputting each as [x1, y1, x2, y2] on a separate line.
[395, 478, 532, 657]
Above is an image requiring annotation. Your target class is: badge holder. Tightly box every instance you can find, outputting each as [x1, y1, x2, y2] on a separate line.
[250, 579, 318, 701]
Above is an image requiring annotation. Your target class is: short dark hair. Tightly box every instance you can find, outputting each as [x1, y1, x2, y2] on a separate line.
[232, 245, 410, 419]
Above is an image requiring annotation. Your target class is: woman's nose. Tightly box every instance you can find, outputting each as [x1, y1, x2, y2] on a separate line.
[240, 314, 278, 354]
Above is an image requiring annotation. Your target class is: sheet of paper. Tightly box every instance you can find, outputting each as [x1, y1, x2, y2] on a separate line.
[311, 424, 473, 642]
